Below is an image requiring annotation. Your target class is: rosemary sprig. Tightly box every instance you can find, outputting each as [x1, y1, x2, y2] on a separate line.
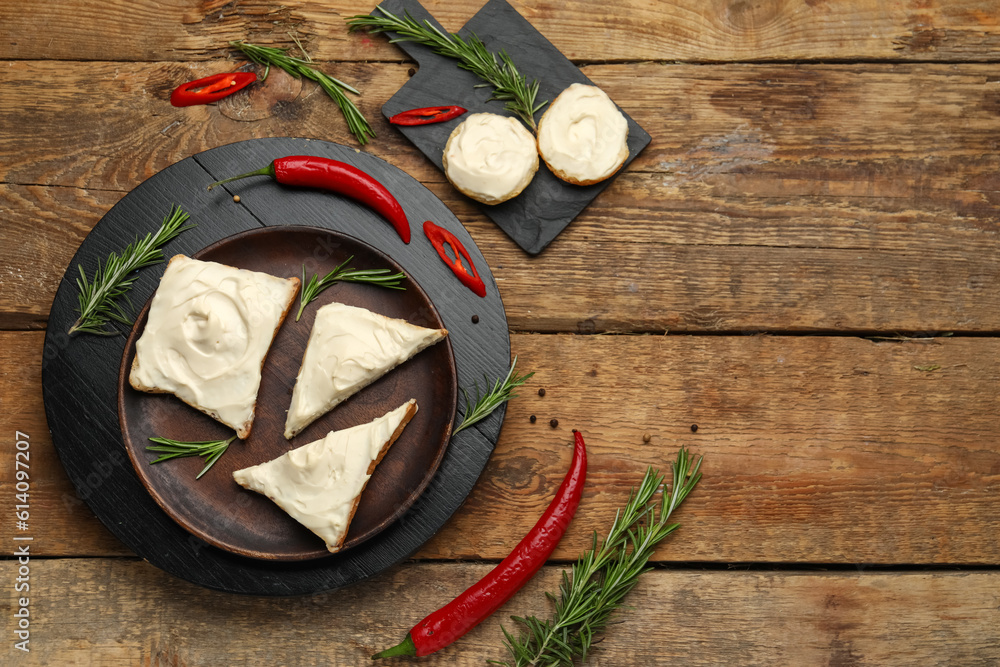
[230, 40, 375, 145]
[497, 448, 703, 666]
[453, 357, 534, 435]
[69, 205, 194, 336]
[146, 435, 236, 479]
[347, 8, 546, 130]
[296, 256, 407, 321]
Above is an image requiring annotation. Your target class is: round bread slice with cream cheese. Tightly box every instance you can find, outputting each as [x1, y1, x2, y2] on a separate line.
[537, 83, 629, 186]
[443, 112, 539, 204]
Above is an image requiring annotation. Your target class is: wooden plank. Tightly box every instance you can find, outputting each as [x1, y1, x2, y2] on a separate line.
[0, 332, 130, 556]
[3, 0, 1000, 63]
[3, 559, 997, 665]
[488, 241, 1000, 334]
[5, 179, 998, 334]
[0, 185, 123, 330]
[5, 332, 999, 564]
[3, 62, 999, 332]
[6, 61, 1000, 190]
[0, 61, 416, 189]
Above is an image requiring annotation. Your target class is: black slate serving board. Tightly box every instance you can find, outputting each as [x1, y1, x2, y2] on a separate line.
[41, 137, 510, 595]
[378, 0, 652, 255]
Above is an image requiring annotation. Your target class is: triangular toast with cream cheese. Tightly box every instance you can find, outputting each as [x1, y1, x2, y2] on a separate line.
[233, 399, 418, 553]
[284, 302, 446, 439]
[129, 255, 300, 439]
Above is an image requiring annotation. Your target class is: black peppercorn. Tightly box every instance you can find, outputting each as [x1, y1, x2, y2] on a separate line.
[549, 418, 558, 428]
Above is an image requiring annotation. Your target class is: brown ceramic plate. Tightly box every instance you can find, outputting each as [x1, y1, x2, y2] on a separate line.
[118, 226, 458, 561]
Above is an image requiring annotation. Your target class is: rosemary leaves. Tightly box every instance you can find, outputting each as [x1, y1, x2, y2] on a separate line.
[296, 257, 407, 321]
[453, 357, 534, 435]
[230, 40, 375, 145]
[146, 435, 236, 479]
[69, 205, 194, 336]
[347, 8, 546, 130]
[498, 449, 703, 666]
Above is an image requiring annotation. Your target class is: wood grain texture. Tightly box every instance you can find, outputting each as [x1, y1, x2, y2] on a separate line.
[0, 61, 414, 189]
[5, 177, 998, 335]
[2, 559, 997, 666]
[7, 61, 1000, 191]
[2, 62, 999, 332]
[4, 0, 999, 660]
[0, 336, 135, 556]
[6, 332, 999, 564]
[0, 185, 124, 330]
[3, 0, 1000, 63]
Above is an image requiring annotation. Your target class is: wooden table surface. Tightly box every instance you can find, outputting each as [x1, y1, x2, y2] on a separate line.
[3, 0, 999, 664]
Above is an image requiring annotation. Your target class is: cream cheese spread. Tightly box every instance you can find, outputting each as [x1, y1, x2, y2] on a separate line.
[537, 83, 629, 184]
[129, 255, 298, 438]
[443, 112, 539, 203]
[284, 302, 446, 439]
[233, 399, 417, 552]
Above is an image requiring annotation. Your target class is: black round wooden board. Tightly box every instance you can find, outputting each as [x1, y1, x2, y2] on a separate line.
[42, 137, 511, 595]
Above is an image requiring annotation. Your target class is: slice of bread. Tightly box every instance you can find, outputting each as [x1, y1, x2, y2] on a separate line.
[233, 399, 418, 553]
[443, 113, 539, 204]
[284, 302, 447, 439]
[537, 83, 630, 186]
[129, 254, 300, 439]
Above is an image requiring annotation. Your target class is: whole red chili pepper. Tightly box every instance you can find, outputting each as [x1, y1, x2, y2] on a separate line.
[170, 72, 257, 107]
[389, 105, 467, 126]
[423, 220, 486, 297]
[207, 156, 410, 243]
[373, 430, 587, 659]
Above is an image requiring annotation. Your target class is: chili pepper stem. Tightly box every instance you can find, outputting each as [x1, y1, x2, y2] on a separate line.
[371, 634, 416, 660]
[206, 164, 276, 191]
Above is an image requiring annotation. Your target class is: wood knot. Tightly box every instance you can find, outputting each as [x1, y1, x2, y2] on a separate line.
[218, 66, 302, 122]
[893, 27, 947, 53]
[494, 455, 540, 491]
[722, 0, 785, 32]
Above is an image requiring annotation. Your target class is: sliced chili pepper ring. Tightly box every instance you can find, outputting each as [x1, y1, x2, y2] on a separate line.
[423, 220, 487, 297]
[389, 105, 467, 126]
[170, 72, 257, 107]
